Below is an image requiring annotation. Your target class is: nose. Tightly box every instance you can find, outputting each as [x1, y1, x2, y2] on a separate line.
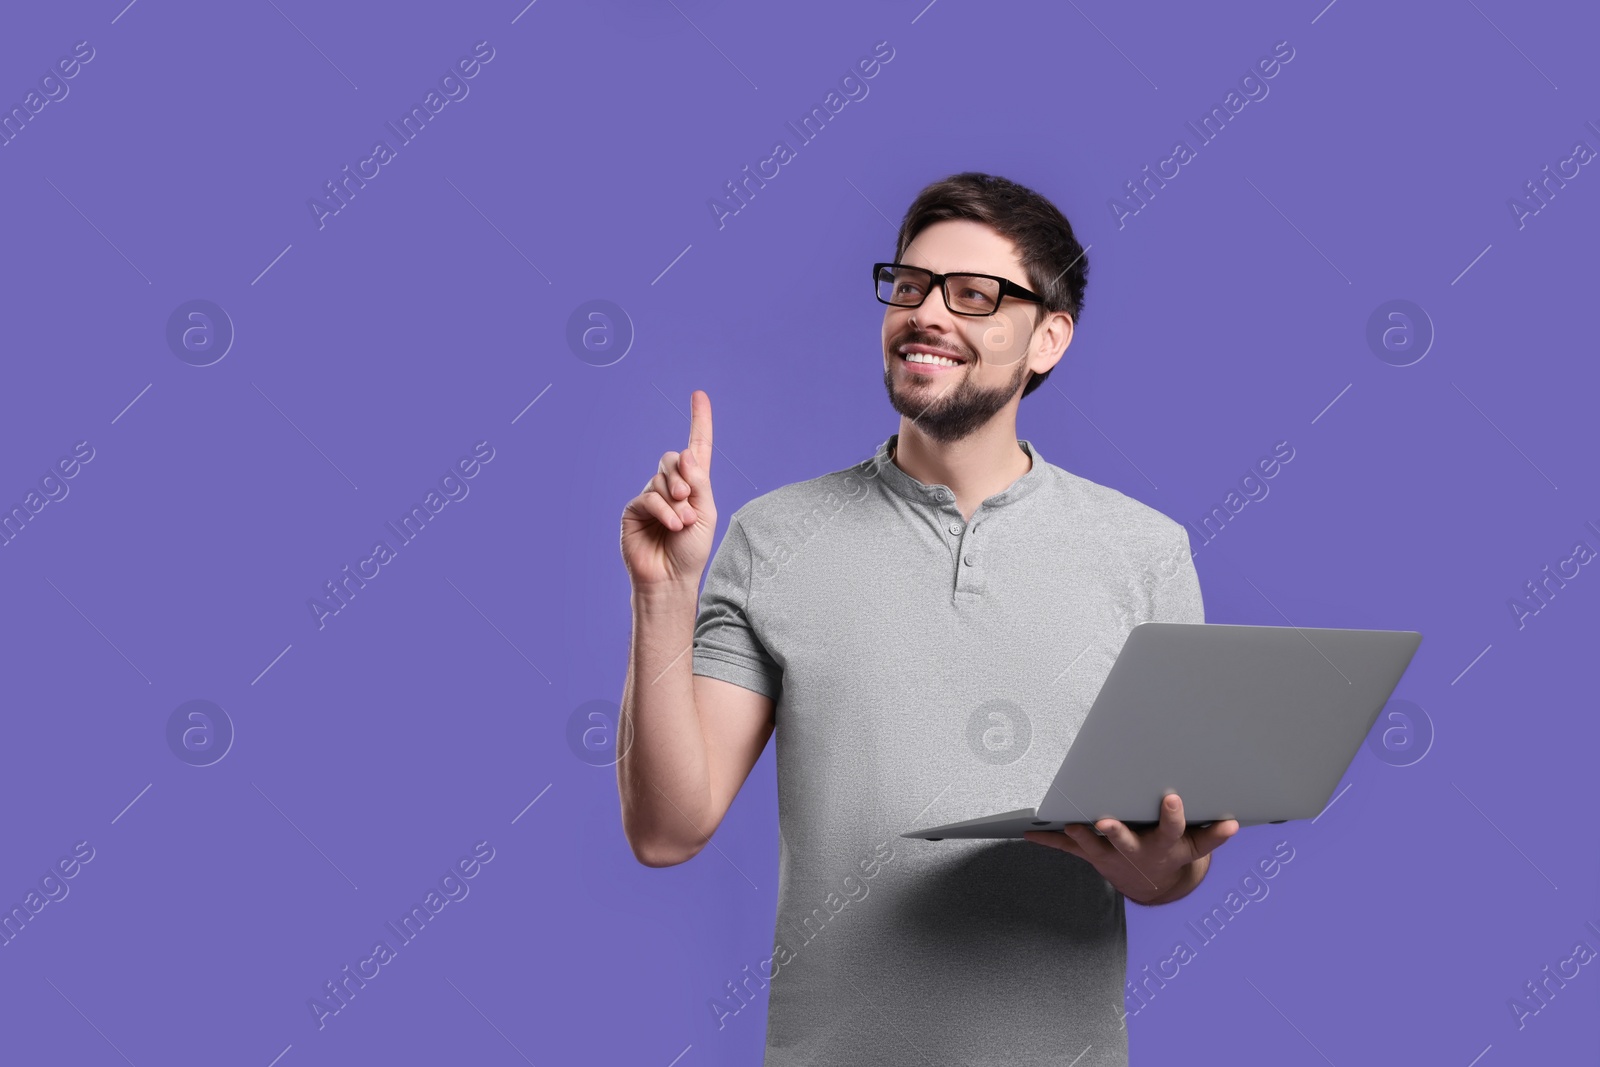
[900, 281, 959, 337]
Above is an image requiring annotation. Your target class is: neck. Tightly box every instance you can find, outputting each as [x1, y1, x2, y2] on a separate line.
[891, 420, 1032, 520]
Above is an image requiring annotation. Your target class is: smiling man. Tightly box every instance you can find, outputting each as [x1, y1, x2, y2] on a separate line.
[618, 171, 1237, 1066]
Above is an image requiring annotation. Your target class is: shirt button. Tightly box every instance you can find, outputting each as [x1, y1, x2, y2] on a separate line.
[935, 489, 949, 501]
[963, 554, 976, 566]
[948, 523, 962, 535]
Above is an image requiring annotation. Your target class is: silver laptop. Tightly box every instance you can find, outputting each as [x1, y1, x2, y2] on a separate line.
[902, 622, 1423, 840]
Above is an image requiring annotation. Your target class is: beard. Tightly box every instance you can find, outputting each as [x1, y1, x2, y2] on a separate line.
[882, 338, 1032, 444]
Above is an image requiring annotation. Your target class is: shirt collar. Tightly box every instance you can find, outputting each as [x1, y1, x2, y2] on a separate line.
[864, 433, 1047, 511]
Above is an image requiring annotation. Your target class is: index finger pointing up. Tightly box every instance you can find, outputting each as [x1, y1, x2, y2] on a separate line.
[688, 389, 712, 470]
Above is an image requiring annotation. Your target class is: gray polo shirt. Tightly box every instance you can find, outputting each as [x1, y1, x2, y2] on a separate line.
[692, 431, 1204, 1067]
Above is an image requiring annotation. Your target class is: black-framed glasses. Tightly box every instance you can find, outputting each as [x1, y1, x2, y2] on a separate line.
[873, 261, 1043, 317]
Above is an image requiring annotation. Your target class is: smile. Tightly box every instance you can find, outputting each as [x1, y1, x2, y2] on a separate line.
[898, 345, 967, 372]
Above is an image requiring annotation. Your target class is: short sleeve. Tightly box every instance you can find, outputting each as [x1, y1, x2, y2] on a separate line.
[691, 513, 783, 702]
[1155, 524, 1206, 625]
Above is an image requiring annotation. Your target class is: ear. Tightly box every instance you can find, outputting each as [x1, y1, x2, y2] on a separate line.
[1031, 309, 1074, 375]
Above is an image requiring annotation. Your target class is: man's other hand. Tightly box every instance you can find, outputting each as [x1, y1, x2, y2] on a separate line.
[1022, 793, 1238, 905]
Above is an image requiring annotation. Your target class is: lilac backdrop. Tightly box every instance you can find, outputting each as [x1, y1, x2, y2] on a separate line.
[2, 0, 1596, 1064]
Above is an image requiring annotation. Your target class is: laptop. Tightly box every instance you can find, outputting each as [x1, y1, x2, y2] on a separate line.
[902, 621, 1423, 840]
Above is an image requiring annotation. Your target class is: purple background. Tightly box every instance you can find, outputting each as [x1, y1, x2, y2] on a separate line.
[2, 0, 1596, 1063]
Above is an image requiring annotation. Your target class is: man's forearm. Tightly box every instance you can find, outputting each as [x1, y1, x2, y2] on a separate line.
[617, 582, 713, 865]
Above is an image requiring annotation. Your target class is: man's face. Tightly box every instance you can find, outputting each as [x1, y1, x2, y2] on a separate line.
[880, 219, 1049, 444]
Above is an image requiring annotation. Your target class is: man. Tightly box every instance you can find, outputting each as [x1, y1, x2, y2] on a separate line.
[617, 172, 1238, 1065]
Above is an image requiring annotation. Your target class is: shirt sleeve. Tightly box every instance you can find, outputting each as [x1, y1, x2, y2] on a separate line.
[1155, 523, 1206, 625]
[691, 513, 783, 702]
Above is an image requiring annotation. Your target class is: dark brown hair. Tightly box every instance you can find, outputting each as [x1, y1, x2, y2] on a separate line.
[893, 172, 1088, 399]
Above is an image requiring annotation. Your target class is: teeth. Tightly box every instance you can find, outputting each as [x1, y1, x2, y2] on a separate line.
[904, 352, 961, 367]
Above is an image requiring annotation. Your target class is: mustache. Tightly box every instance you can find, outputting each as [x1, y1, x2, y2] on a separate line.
[893, 331, 970, 361]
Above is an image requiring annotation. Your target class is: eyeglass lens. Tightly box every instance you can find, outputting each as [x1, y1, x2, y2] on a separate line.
[876, 265, 1000, 315]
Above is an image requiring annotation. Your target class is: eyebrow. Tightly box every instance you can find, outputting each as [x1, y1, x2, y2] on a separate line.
[903, 265, 1012, 276]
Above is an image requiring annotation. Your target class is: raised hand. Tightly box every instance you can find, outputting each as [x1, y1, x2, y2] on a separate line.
[620, 390, 718, 592]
